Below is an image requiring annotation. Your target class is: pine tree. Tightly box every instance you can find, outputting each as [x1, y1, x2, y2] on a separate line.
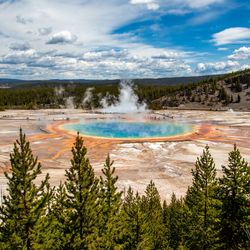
[185, 145, 219, 249]
[168, 193, 185, 250]
[237, 94, 241, 103]
[162, 199, 171, 248]
[139, 180, 165, 249]
[100, 154, 122, 224]
[217, 145, 250, 249]
[219, 87, 230, 104]
[230, 95, 234, 103]
[34, 183, 67, 250]
[119, 187, 143, 249]
[234, 79, 243, 92]
[0, 129, 51, 250]
[93, 154, 122, 248]
[63, 132, 100, 249]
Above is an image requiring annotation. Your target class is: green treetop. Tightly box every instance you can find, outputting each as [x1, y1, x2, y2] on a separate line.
[92, 154, 122, 249]
[140, 180, 165, 249]
[0, 129, 51, 250]
[185, 145, 219, 249]
[63, 133, 100, 249]
[217, 145, 250, 249]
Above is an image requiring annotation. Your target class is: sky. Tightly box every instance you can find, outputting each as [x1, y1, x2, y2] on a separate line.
[0, 0, 249, 79]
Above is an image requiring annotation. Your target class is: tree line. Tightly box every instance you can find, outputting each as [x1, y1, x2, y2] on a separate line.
[1, 68, 249, 110]
[0, 130, 249, 249]
[0, 82, 205, 110]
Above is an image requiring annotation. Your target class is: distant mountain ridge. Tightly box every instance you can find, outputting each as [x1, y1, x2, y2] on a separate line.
[0, 75, 220, 88]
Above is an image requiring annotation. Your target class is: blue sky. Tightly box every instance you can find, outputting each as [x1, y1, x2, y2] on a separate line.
[0, 0, 249, 79]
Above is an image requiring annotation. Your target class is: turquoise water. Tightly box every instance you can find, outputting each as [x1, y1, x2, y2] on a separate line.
[64, 120, 193, 139]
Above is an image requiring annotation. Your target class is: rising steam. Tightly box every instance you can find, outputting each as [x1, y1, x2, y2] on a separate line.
[101, 80, 147, 113]
[82, 87, 93, 108]
[54, 80, 147, 113]
[65, 96, 75, 109]
[54, 86, 65, 96]
[54, 86, 75, 109]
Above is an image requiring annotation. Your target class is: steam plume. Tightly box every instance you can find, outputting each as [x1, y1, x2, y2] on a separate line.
[101, 80, 147, 113]
[54, 86, 75, 109]
[54, 86, 65, 96]
[82, 88, 93, 108]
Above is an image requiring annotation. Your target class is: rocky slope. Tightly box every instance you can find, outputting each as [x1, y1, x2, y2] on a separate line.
[152, 69, 250, 111]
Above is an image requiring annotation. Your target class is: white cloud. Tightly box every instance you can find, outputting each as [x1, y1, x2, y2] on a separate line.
[0, 0, 197, 79]
[0, 0, 240, 79]
[212, 27, 250, 45]
[186, 0, 223, 9]
[0, 0, 139, 50]
[217, 47, 228, 51]
[241, 64, 250, 70]
[130, 0, 224, 11]
[38, 27, 52, 36]
[188, 10, 220, 25]
[0, 49, 38, 64]
[9, 42, 31, 51]
[151, 51, 183, 59]
[0, 47, 193, 79]
[228, 46, 250, 60]
[16, 15, 33, 24]
[130, 0, 159, 10]
[83, 49, 128, 61]
[196, 60, 240, 73]
[166, 8, 190, 15]
[147, 3, 159, 10]
[47, 31, 77, 44]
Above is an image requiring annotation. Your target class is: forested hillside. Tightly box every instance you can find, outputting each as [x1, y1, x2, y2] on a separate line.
[0, 69, 249, 111]
[0, 131, 249, 249]
[153, 69, 250, 111]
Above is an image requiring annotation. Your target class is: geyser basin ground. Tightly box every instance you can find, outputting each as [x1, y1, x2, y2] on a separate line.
[64, 120, 194, 139]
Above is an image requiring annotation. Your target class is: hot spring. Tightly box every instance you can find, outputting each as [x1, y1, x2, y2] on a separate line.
[64, 120, 194, 139]
[63, 80, 194, 139]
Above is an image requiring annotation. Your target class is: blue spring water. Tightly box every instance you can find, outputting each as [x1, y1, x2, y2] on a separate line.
[64, 120, 193, 139]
